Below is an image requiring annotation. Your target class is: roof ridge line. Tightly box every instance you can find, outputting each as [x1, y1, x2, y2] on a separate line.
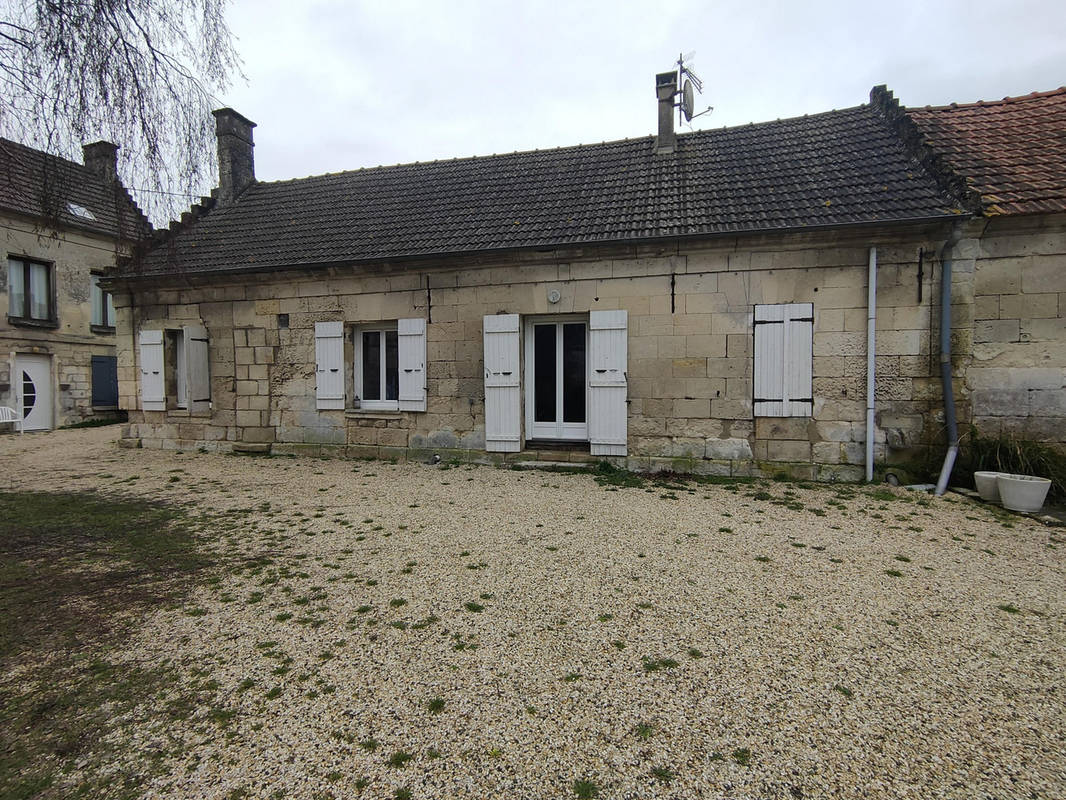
[869, 84, 983, 215]
[915, 86, 1066, 112]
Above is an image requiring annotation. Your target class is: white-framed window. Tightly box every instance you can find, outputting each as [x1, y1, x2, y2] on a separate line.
[90, 274, 116, 328]
[753, 302, 814, 417]
[355, 324, 399, 410]
[7, 256, 54, 322]
[139, 325, 210, 413]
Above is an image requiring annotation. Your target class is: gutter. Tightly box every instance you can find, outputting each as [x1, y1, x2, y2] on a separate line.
[934, 223, 966, 495]
[865, 246, 877, 482]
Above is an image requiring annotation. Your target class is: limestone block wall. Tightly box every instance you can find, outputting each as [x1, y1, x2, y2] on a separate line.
[1, 214, 125, 426]
[116, 222, 959, 476]
[967, 213, 1066, 445]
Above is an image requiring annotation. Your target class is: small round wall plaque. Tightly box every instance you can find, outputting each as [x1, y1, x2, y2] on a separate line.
[547, 289, 561, 304]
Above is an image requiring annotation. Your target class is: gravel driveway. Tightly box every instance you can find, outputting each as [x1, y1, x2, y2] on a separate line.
[2, 427, 1064, 799]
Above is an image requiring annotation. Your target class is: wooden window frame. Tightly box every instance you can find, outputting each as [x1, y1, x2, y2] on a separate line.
[7, 256, 57, 328]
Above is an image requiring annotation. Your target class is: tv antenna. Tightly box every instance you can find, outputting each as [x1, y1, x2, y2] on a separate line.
[674, 51, 713, 125]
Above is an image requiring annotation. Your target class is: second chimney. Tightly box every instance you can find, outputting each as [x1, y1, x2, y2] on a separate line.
[655, 72, 677, 154]
[212, 108, 256, 204]
[82, 141, 119, 184]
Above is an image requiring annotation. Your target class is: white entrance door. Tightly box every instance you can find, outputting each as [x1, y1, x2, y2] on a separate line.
[524, 318, 588, 442]
[16, 354, 52, 431]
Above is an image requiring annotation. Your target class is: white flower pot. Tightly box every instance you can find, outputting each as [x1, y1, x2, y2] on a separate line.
[996, 473, 1052, 513]
[973, 471, 1004, 504]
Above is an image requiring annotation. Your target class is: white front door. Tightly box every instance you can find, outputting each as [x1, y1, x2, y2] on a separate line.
[524, 317, 588, 442]
[16, 354, 52, 431]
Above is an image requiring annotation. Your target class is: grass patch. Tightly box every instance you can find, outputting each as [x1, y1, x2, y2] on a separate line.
[573, 779, 600, 798]
[997, 603, 1021, 614]
[387, 750, 413, 768]
[0, 490, 213, 799]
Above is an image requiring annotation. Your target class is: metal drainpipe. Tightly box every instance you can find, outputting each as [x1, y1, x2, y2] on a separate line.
[865, 247, 877, 482]
[934, 225, 965, 495]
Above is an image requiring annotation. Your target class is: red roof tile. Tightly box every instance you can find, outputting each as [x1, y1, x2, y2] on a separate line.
[907, 89, 1066, 216]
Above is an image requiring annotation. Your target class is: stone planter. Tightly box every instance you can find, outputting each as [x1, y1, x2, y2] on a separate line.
[996, 474, 1052, 513]
[973, 471, 1004, 504]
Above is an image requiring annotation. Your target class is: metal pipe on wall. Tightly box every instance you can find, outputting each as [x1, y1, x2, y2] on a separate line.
[865, 246, 877, 482]
[935, 226, 965, 495]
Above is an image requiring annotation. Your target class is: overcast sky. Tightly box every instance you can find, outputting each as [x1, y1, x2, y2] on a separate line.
[218, 0, 1066, 184]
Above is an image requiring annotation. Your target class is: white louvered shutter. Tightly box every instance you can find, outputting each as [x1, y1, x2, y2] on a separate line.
[397, 317, 427, 412]
[183, 324, 211, 413]
[754, 303, 813, 417]
[139, 330, 165, 411]
[588, 309, 628, 456]
[315, 321, 345, 410]
[483, 314, 521, 452]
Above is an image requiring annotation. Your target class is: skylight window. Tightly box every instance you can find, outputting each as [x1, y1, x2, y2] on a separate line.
[67, 202, 96, 220]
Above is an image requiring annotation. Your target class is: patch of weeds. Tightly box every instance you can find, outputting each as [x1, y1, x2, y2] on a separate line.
[389, 598, 407, 608]
[884, 569, 903, 578]
[642, 657, 680, 673]
[597, 613, 613, 622]
[611, 640, 626, 651]
[359, 738, 379, 752]
[265, 686, 282, 699]
[829, 557, 843, 564]
[636, 601, 652, 609]
[754, 555, 771, 563]
[789, 542, 807, 549]
[394, 788, 412, 800]
[732, 748, 751, 766]
[997, 603, 1021, 614]
[894, 555, 911, 563]
[427, 697, 445, 714]
[464, 601, 485, 613]
[237, 677, 255, 692]
[833, 684, 853, 698]
[562, 672, 582, 682]
[651, 766, 675, 784]
[573, 779, 600, 798]
[387, 750, 413, 768]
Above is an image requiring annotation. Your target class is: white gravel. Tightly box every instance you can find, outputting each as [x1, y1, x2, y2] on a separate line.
[2, 427, 1064, 799]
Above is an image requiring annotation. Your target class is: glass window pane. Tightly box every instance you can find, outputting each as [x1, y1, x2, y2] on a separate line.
[533, 324, 556, 423]
[362, 331, 381, 400]
[384, 330, 398, 401]
[105, 291, 115, 326]
[29, 263, 48, 319]
[562, 323, 586, 423]
[8, 261, 25, 317]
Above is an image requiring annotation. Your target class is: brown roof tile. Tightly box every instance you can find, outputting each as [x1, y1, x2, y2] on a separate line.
[907, 88, 1066, 216]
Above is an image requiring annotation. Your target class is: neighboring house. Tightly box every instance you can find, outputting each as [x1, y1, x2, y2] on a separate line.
[1, 138, 151, 430]
[107, 79, 1065, 479]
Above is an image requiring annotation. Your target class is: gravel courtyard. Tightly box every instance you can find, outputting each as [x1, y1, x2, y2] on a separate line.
[2, 427, 1064, 799]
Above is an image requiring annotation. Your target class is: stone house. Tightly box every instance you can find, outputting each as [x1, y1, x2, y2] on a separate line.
[1, 138, 151, 430]
[108, 80, 1066, 479]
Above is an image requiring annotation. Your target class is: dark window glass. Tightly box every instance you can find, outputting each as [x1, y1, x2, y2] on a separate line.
[362, 331, 380, 400]
[385, 330, 398, 401]
[562, 323, 586, 423]
[533, 324, 556, 423]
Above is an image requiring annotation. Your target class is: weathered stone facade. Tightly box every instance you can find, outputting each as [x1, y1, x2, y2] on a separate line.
[2, 214, 126, 427]
[114, 217, 1056, 478]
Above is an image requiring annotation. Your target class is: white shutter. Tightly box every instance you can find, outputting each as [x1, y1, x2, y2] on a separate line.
[315, 321, 345, 410]
[483, 314, 521, 452]
[139, 329, 165, 411]
[588, 309, 628, 456]
[183, 324, 211, 413]
[754, 303, 813, 417]
[397, 317, 427, 412]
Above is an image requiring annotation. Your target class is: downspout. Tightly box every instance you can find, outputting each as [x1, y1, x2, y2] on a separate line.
[934, 224, 966, 495]
[865, 247, 877, 482]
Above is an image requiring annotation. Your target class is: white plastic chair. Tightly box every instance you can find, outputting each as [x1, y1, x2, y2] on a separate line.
[0, 406, 23, 434]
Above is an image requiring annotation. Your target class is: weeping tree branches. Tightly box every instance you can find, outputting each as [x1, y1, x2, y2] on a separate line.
[0, 0, 241, 223]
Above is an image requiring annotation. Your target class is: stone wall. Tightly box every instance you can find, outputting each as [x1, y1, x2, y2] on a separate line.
[968, 213, 1066, 445]
[1, 214, 125, 426]
[116, 222, 969, 477]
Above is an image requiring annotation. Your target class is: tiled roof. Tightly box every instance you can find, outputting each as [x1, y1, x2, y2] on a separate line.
[0, 137, 151, 241]
[134, 102, 962, 276]
[907, 88, 1066, 216]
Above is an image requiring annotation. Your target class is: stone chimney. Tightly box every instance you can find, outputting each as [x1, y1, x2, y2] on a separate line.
[82, 141, 119, 183]
[212, 108, 256, 204]
[655, 71, 677, 154]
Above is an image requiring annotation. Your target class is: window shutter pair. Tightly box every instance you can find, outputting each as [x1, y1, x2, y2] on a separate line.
[314, 319, 427, 411]
[753, 303, 813, 417]
[138, 325, 210, 412]
[481, 311, 628, 455]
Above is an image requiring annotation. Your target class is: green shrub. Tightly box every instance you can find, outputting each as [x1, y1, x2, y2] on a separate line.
[957, 428, 1065, 503]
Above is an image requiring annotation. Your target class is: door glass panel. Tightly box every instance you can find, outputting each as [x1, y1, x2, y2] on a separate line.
[562, 323, 586, 423]
[362, 331, 380, 400]
[22, 371, 35, 417]
[533, 324, 556, 423]
[384, 330, 399, 401]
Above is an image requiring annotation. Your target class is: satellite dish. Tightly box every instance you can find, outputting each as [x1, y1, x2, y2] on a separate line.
[682, 79, 695, 122]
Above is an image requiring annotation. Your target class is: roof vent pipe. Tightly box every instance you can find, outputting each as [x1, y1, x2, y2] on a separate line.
[212, 108, 257, 205]
[655, 72, 677, 154]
